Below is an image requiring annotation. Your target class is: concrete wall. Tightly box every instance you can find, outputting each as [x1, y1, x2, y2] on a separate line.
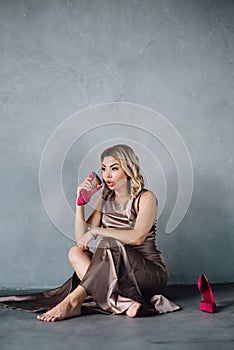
[0, 0, 233, 288]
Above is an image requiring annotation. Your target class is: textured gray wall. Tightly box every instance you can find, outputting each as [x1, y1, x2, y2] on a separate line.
[0, 0, 234, 288]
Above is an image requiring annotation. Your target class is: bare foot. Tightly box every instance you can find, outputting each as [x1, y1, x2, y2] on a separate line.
[126, 302, 142, 318]
[37, 297, 81, 322]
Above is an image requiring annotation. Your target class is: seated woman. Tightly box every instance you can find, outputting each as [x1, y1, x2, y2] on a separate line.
[0, 144, 180, 321]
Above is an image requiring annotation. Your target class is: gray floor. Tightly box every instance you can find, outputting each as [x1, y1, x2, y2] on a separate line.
[0, 283, 233, 350]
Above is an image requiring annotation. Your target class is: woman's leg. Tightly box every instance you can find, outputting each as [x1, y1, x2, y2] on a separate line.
[37, 285, 87, 322]
[37, 246, 92, 322]
[124, 245, 167, 298]
[124, 245, 167, 317]
[79, 238, 163, 316]
[68, 245, 93, 280]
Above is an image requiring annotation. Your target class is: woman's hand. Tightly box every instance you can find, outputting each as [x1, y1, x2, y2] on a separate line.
[76, 231, 93, 250]
[76, 175, 94, 203]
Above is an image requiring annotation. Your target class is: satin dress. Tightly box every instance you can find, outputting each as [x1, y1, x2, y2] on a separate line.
[0, 189, 180, 316]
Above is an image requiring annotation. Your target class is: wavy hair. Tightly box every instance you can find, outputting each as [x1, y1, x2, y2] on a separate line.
[100, 144, 144, 200]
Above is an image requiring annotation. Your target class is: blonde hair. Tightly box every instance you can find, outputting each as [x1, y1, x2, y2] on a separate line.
[100, 144, 144, 199]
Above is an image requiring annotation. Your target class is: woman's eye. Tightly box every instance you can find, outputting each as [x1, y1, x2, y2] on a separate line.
[112, 167, 118, 171]
[101, 168, 105, 171]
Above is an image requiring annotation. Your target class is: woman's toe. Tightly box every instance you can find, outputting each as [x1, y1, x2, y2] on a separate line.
[45, 315, 53, 322]
[37, 314, 45, 321]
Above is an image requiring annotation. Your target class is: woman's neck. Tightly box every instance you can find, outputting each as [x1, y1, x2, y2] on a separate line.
[114, 189, 131, 202]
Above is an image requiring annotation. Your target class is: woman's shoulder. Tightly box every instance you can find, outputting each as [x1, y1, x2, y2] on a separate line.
[133, 188, 157, 213]
[137, 188, 157, 200]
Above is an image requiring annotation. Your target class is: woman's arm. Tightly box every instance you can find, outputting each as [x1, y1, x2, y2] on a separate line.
[90, 191, 157, 246]
[74, 192, 102, 243]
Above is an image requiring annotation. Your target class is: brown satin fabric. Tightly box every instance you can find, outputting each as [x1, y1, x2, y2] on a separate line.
[0, 189, 180, 315]
[80, 189, 178, 314]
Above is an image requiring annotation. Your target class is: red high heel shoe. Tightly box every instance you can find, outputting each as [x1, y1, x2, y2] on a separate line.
[197, 274, 216, 313]
[77, 171, 102, 206]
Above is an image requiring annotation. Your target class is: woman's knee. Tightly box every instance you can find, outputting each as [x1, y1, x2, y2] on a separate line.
[68, 245, 83, 262]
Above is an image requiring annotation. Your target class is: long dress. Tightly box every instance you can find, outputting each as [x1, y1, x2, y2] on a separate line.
[0, 189, 180, 316]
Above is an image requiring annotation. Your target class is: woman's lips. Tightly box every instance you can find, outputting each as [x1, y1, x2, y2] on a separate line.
[106, 181, 114, 187]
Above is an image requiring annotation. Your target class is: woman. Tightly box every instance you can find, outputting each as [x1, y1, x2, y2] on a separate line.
[0, 144, 180, 321]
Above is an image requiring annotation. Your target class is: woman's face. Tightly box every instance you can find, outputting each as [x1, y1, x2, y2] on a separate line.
[101, 156, 128, 191]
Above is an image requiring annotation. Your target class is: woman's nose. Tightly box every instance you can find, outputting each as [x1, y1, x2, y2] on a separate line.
[106, 170, 112, 178]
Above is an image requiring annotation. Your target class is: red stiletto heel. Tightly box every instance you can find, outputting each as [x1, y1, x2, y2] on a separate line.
[197, 274, 216, 313]
[77, 171, 102, 206]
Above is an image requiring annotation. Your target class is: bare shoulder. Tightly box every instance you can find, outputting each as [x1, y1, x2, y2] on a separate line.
[137, 190, 158, 214]
[140, 190, 158, 204]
